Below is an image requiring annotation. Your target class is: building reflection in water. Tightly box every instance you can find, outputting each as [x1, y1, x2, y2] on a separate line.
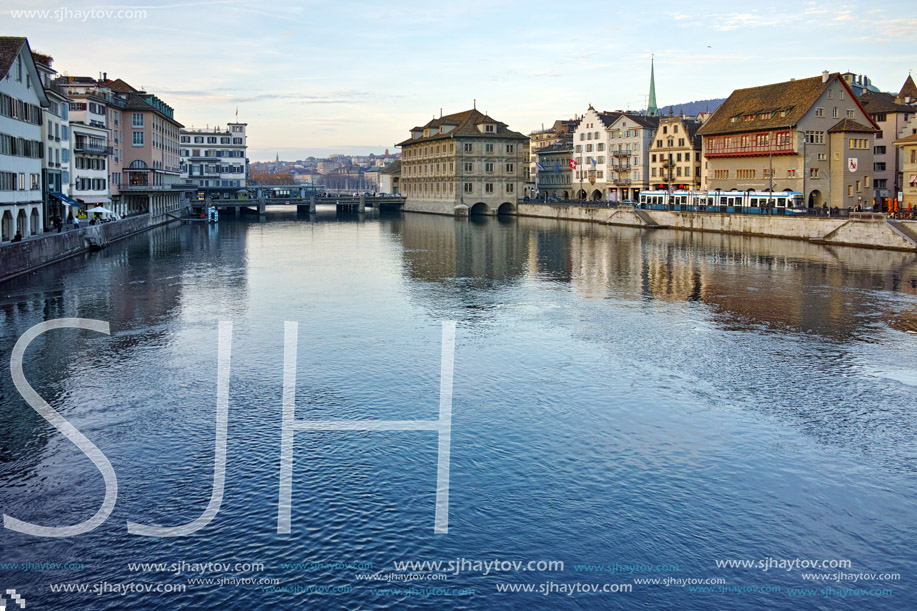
[387, 213, 917, 340]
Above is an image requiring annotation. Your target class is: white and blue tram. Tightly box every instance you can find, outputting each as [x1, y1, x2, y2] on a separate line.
[637, 190, 806, 215]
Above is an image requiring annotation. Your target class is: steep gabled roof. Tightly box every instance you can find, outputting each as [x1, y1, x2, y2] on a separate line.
[397, 108, 527, 146]
[899, 74, 917, 101]
[827, 118, 877, 133]
[107, 78, 137, 94]
[697, 73, 877, 136]
[0, 36, 27, 78]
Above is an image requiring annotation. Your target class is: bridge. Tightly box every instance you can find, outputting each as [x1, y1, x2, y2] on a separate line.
[188, 186, 405, 217]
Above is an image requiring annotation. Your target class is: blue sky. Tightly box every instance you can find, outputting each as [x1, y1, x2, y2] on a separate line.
[4, 0, 915, 160]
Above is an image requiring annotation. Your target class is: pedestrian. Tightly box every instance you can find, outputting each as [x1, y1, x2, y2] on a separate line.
[73, 216, 80, 229]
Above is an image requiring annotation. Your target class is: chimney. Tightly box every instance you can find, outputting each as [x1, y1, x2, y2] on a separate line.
[822, 70, 830, 83]
[102, 72, 107, 81]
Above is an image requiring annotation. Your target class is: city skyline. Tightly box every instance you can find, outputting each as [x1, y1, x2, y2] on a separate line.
[3, 0, 915, 161]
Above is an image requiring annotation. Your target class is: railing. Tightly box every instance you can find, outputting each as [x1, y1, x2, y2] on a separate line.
[121, 183, 170, 191]
[611, 163, 631, 172]
[612, 150, 632, 157]
[614, 178, 632, 185]
[74, 143, 112, 155]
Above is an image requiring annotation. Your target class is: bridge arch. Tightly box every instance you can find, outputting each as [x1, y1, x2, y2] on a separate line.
[469, 202, 489, 216]
[497, 202, 515, 215]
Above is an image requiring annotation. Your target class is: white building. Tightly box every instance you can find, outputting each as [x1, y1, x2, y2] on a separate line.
[606, 114, 658, 201]
[0, 37, 48, 242]
[32, 51, 70, 230]
[179, 122, 248, 198]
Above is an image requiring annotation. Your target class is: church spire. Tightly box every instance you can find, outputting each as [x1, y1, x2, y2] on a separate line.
[647, 54, 658, 117]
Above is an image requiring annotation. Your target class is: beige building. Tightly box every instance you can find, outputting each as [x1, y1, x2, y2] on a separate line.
[397, 109, 528, 216]
[894, 132, 917, 213]
[860, 75, 917, 209]
[649, 115, 704, 190]
[699, 72, 879, 209]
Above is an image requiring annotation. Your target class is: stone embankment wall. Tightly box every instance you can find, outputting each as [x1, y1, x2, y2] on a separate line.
[516, 204, 917, 252]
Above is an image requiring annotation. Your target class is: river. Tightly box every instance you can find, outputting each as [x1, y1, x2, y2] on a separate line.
[1, 207, 916, 609]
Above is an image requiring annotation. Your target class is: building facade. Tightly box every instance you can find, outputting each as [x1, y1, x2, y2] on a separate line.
[0, 37, 48, 242]
[32, 52, 70, 230]
[894, 133, 917, 212]
[606, 113, 658, 201]
[534, 141, 573, 200]
[649, 115, 704, 191]
[397, 109, 528, 216]
[179, 122, 248, 199]
[860, 77, 917, 209]
[378, 160, 401, 194]
[698, 72, 879, 209]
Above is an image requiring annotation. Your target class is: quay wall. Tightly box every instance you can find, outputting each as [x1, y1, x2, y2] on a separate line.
[0, 214, 172, 284]
[516, 204, 917, 252]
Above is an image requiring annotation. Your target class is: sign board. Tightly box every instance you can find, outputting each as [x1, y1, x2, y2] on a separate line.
[848, 158, 858, 172]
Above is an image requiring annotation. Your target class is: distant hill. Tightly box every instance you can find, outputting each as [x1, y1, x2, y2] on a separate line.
[656, 98, 726, 117]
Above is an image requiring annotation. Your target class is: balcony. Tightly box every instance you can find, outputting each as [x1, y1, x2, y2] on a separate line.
[74, 143, 112, 155]
[612, 163, 631, 172]
[614, 178, 632, 185]
[612, 150, 632, 157]
[121, 183, 170, 191]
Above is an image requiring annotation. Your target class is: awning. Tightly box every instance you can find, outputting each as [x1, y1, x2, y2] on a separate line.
[50, 192, 80, 206]
[85, 206, 115, 215]
[77, 197, 111, 204]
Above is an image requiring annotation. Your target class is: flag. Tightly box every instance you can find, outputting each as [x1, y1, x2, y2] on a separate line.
[590, 157, 597, 168]
[235, 106, 238, 119]
[553, 162, 560, 173]
[569, 159, 577, 169]
[536, 162, 545, 171]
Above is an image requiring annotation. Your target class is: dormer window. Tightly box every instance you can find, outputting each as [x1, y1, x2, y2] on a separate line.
[484, 124, 495, 133]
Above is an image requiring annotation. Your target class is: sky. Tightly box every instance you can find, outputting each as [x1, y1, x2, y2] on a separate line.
[3, 0, 915, 161]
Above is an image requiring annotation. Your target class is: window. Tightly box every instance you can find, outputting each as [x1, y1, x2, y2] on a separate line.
[485, 162, 494, 173]
[846, 109, 855, 118]
[809, 168, 819, 178]
[506, 144, 515, 153]
[132, 113, 143, 127]
[848, 184, 853, 196]
[505, 163, 514, 173]
[787, 169, 797, 178]
[804, 131, 825, 145]
[874, 162, 886, 171]
[832, 107, 838, 118]
[132, 131, 144, 145]
[815, 107, 824, 118]
[874, 145, 886, 155]
[485, 183, 494, 193]
[817, 153, 827, 161]
[464, 162, 472, 172]
[464, 183, 472, 193]
[485, 143, 494, 153]
[464, 143, 473, 153]
[576, 145, 582, 152]
[506, 183, 514, 193]
[484, 124, 495, 133]
[736, 169, 755, 179]
[714, 169, 728, 179]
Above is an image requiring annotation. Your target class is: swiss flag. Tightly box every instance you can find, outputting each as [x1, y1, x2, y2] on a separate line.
[569, 159, 577, 169]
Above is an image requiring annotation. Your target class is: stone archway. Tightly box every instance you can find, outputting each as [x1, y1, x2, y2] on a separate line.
[469, 202, 489, 216]
[808, 190, 823, 208]
[591, 190, 602, 201]
[16, 209, 28, 238]
[497, 202, 515, 215]
[1, 210, 13, 241]
[30, 208, 40, 236]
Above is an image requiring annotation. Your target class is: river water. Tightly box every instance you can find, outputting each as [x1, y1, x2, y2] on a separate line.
[1, 208, 916, 610]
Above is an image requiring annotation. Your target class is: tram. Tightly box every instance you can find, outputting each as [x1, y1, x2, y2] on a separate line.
[638, 190, 806, 215]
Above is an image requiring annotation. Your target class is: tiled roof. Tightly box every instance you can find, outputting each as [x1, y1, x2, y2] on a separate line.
[397, 108, 528, 146]
[123, 93, 183, 127]
[893, 132, 917, 146]
[899, 75, 917, 101]
[107, 78, 137, 94]
[827, 118, 878, 133]
[379, 160, 401, 174]
[697, 73, 872, 136]
[860, 91, 914, 114]
[0, 37, 27, 79]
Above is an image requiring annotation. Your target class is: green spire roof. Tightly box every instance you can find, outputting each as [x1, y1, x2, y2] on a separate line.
[648, 56, 658, 117]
